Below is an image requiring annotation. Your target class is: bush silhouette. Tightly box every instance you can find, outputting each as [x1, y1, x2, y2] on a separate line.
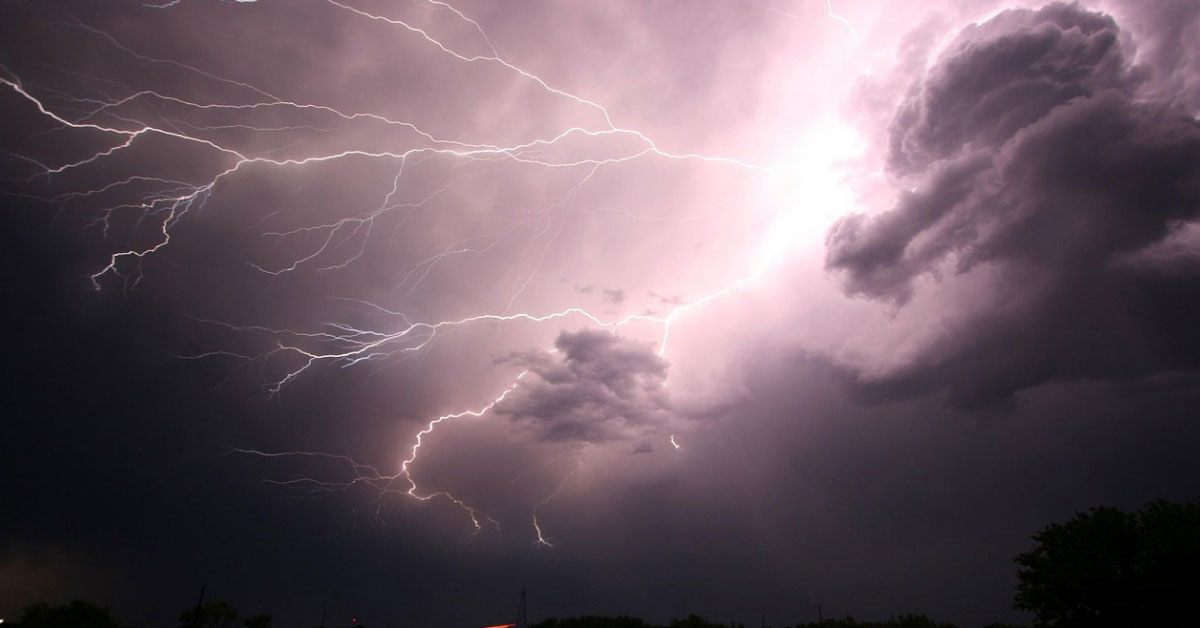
[179, 601, 238, 628]
[19, 600, 122, 628]
[242, 614, 271, 628]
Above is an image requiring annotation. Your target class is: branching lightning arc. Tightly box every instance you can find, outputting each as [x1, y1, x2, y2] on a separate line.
[3, 0, 866, 545]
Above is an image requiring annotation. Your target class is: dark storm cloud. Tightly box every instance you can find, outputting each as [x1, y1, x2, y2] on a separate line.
[886, 3, 1133, 174]
[827, 2, 1200, 405]
[493, 330, 671, 443]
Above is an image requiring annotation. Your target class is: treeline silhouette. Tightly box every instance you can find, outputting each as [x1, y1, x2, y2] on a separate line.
[9, 600, 271, 628]
[6, 606, 1019, 628]
[533, 614, 1024, 628]
[8, 500, 1198, 628]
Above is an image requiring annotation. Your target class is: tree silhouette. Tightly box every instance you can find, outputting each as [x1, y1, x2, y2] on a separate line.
[1014, 499, 1200, 627]
[20, 600, 122, 628]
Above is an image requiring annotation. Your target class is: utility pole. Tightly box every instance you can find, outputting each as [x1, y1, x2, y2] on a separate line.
[816, 604, 823, 623]
[516, 588, 528, 628]
[189, 585, 207, 628]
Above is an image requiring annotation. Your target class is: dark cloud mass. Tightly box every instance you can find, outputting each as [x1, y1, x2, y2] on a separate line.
[887, 3, 1132, 174]
[827, 2, 1200, 405]
[494, 330, 671, 443]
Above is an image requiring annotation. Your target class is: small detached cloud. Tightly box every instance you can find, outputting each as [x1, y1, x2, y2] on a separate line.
[494, 329, 672, 443]
[602, 288, 625, 305]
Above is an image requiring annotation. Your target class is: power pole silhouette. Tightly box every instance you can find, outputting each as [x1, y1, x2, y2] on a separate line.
[515, 588, 528, 628]
[188, 584, 207, 628]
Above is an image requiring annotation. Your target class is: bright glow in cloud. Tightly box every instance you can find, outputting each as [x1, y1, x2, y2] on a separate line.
[751, 118, 866, 273]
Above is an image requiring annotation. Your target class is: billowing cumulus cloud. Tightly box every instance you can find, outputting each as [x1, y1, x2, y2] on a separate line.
[826, 2, 1200, 405]
[493, 330, 672, 443]
[888, 4, 1131, 174]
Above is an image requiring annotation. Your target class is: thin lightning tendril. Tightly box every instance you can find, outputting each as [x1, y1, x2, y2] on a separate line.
[531, 458, 582, 548]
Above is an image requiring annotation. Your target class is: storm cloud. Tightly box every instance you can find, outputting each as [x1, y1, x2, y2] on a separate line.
[493, 330, 672, 444]
[4, 1, 1200, 627]
[826, 2, 1200, 405]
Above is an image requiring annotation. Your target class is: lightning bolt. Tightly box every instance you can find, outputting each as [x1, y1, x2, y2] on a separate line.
[2, 0, 861, 544]
[530, 458, 583, 548]
[825, 0, 862, 47]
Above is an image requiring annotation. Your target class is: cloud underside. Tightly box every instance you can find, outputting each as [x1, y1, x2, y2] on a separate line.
[826, 2, 1200, 406]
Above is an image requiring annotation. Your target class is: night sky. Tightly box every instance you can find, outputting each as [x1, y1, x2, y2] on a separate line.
[2, 1, 1199, 627]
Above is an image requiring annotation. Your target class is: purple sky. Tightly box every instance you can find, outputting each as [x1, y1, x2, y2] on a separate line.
[2, 1, 1199, 627]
